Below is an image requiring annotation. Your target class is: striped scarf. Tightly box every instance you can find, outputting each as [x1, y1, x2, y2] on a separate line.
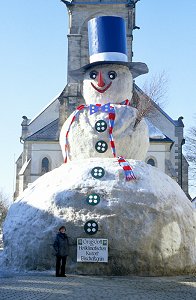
[117, 156, 136, 181]
[63, 100, 136, 181]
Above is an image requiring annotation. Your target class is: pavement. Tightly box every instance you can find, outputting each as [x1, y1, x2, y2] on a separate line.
[0, 270, 196, 300]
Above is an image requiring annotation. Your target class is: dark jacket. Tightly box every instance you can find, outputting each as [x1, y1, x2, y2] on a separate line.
[53, 233, 69, 257]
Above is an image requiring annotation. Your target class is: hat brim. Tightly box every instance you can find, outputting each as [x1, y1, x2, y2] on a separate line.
[69, 61, 148, 80]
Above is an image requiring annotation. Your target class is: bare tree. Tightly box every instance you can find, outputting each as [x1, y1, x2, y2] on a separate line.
[141, 71, 168, 108]
[0, 190, 9, 229]
[185, 116, 196, 189]
[132, 71, 168, 125]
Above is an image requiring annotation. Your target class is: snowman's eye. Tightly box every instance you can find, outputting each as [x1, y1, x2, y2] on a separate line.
[89, 71, 98, 79]
[108, 71, 117, 80]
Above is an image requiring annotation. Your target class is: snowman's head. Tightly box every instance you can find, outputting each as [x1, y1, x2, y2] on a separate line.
[83, 64, 133, 105]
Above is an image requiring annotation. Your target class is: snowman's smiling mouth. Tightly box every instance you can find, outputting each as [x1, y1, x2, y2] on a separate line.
[91, 82, 112, 93]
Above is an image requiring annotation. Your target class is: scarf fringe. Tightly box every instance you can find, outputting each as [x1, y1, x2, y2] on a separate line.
[117, 156, 136, 181]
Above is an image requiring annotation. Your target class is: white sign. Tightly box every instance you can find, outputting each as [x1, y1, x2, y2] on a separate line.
[77, 238, 108, 263]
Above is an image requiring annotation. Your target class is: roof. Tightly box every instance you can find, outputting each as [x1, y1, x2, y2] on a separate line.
[146, 119, 173, 143]
[191, 197, 196, 203]
[62, 0, 132, 5]
[25, 116, 173, 145]
[28, 93, 62, 126]
[25, 119, 59, 142]
[149, 136, 173, 143]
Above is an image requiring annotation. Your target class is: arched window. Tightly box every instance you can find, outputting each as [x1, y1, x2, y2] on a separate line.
[147, 158, 156, 167]
[41, 157, 50, 174]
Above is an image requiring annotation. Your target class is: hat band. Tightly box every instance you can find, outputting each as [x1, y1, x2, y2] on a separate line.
[90, 52, 128, 64]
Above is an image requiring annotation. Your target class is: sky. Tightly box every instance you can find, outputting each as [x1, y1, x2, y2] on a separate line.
[0, 0, 195, 200]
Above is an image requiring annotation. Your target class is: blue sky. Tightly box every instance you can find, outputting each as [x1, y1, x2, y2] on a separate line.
[0, 0, 195, 199]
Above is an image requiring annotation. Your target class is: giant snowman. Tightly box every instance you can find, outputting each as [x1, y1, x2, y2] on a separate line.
[2, 16, 196, 276]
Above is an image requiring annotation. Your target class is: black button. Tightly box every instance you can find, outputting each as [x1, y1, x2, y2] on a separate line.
[91, 167, 105, 179]
[86, 194, 100, 205]
[95, 120, 107, 132]
[84, 220, 98, 235]
[95, 140, 108, 153]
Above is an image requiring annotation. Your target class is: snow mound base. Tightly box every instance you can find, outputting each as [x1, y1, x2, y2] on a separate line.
[2, 158, 196, 276]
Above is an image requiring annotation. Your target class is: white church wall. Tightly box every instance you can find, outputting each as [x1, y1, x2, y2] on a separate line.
[146, 143, 167, 173]
[30, 143, 63, 175]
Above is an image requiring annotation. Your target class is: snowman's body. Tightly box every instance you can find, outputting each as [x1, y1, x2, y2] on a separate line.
[60, 64, 149, 161]
[60, 104, 149, 161]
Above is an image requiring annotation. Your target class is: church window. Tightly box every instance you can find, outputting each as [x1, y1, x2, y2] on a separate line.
[41, 157, 50, 174]
[147, 158, 156, 167]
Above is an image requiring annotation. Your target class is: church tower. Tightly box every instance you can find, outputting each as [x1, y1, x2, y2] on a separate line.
[58, 0, 138, 128]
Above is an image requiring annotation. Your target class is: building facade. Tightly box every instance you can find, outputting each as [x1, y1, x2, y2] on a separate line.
[14, 0, 189, 199]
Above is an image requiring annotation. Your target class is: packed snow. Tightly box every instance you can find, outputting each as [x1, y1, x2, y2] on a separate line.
[2, 158, 196, 275]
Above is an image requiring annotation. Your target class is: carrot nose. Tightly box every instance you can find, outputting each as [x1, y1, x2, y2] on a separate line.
[97, 71, 105, 87]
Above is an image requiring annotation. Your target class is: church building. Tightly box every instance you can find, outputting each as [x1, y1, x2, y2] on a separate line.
[14, 0, 189, 199]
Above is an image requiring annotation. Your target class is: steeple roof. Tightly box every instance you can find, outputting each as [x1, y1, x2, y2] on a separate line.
[25, 119, 59, 142]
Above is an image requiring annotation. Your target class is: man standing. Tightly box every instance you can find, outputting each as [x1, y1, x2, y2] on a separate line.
[53, 226, 69, 277]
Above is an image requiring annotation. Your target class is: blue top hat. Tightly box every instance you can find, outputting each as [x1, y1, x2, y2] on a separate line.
[88, 16, 128, 64]
[70, 16, 148, 79]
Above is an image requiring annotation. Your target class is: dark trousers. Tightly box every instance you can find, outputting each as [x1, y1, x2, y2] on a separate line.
[56, 255, 67, 276]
